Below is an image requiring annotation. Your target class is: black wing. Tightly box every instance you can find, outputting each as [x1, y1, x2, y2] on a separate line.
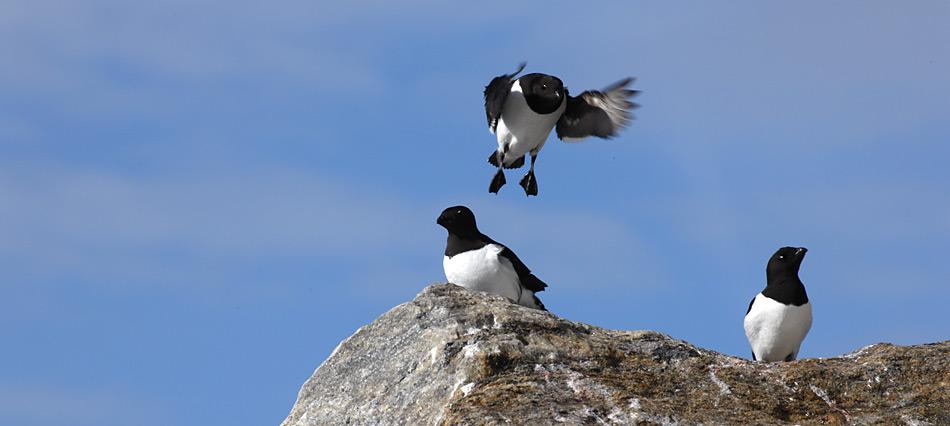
[481, 233, 548, 293]
[556, 77, 639, 141]
[483, 62, 526, 133]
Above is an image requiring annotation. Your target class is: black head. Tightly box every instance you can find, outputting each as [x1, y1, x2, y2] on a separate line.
[766, 246, 808, 279]
[437, 205, 479, 239]
[519, 73, 565, 114]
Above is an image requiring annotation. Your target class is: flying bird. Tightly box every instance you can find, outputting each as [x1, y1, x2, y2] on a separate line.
[437, 205, 547, 310]
[483, 62, 639, 196]
[744, 246, 813, 362]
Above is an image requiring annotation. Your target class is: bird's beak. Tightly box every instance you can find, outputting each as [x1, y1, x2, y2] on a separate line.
[796, 247, 808, 256]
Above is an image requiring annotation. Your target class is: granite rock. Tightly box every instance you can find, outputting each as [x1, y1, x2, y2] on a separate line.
[282, 284, 949, 425]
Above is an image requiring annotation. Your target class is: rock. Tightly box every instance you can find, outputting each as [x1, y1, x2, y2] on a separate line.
[282, 284, 950, 425]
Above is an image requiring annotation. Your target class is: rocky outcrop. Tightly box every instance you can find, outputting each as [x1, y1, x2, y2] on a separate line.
[282, 284, 949, 425]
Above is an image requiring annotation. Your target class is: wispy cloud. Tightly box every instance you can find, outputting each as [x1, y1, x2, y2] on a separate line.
[2, 3, 948, 423]
[467, 200, 669, 291]
[0, 162, 431, 288]
[0, 157, 671, 317]
[0, 384, 167, 426]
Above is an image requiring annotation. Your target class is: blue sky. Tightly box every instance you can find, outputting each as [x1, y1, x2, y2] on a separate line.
[2, 1, 948, 425]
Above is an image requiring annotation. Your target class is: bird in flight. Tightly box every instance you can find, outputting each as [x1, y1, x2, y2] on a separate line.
[483, 62, 639, 196]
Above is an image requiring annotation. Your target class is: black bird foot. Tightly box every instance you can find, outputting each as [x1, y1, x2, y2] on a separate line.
[489, 170, 506, 194]
[519, 171, 538, 196]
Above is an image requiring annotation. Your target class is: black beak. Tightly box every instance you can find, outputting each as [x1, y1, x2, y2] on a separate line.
[796, 247, 808, 257]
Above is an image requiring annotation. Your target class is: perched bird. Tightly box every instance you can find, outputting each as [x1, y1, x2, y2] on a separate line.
[744, 246, 813, 362]
[483, 62, 639, 196]
[437, 205, 547, 310]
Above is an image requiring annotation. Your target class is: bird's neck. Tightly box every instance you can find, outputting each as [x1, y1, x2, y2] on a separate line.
[763, 276, 809, 305]
[524, 92, 564, 115]
[444, 233, 488, 257]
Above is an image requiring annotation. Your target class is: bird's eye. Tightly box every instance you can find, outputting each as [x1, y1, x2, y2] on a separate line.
[778, 255, 785, 260]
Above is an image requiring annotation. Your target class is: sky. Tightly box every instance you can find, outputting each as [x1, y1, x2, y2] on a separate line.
[1, 1, 948, 425]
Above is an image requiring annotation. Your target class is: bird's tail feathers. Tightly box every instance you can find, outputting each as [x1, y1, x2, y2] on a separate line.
[517, 289, 547, 311]
[533, 294, 547, 311]
[508, 62, 527, 79]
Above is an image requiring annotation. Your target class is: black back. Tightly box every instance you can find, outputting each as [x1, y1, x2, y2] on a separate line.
[437, 206, 548, 293]
[761, 246, 809, 306]
[517, 73, 565, 115]
[483, 63, 525, 132]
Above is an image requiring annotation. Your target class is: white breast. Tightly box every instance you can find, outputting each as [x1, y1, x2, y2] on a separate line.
[494, 81, 566, 165]
[744, 293, 812, 362]
[443, 244, 521, 303]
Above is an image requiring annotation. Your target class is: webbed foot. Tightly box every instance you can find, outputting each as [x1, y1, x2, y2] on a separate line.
[489, 170, 506, 194]
[519, 171, 538, 196]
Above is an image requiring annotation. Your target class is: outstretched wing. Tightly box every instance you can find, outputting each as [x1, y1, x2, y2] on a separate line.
[482, 233, 548, 293]
[483, 62, 526, 134]
[556, 77, 639, 141]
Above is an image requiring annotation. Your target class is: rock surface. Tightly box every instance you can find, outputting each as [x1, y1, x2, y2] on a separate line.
[282, 284, 949, 425]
